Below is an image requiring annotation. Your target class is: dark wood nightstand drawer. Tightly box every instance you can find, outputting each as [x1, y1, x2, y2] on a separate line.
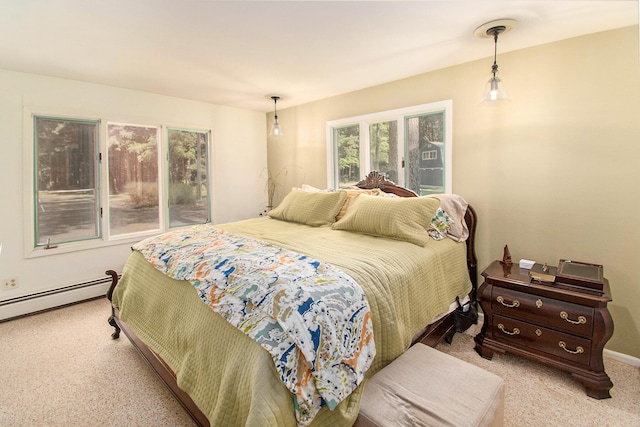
[493, 315, 592, 366]
[491, 287, 594, 338]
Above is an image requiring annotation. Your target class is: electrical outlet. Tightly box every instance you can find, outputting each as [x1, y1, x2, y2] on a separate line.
[1, 277, 19, 291]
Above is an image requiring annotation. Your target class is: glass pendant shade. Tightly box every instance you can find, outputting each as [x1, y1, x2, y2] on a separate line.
[270, 119, 283, 137]
[482, 75, 509, 103]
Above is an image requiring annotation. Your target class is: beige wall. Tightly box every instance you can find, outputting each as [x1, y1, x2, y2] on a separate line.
[267, 26, 640, 358]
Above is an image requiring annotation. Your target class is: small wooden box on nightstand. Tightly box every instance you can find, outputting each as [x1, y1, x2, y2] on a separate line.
[474, 260, 614, 399]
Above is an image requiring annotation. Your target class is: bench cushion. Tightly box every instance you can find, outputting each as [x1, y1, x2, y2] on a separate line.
[355, 343, 504, 427]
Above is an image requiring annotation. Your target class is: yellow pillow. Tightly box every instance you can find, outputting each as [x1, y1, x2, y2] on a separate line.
[268, 189, 347, 226]
[335, 188, 380, 221]
[331, 194, 440, 246]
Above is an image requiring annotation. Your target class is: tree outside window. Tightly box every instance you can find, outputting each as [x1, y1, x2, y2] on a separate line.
[107, 123, 160, 236]
[336, 124, 360, 187]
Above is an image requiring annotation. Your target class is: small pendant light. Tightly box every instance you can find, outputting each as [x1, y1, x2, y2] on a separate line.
[269, 95, 283, 137]
[483, 25, 508, 102]
[475, 19, 517, 104]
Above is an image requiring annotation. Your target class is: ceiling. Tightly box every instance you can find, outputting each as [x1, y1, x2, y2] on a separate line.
[1, 1, 637, 112]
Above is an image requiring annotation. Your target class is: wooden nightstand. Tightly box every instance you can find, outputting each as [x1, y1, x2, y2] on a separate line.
[474, 260, 614, 399]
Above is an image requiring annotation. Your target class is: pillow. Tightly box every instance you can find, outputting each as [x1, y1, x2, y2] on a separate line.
[292, 184, 331, 193]
[335, 188, 381, 221]
[268, 189, 347, 226]
[331, 194, 441, 246]
[375, 190, 399, 198]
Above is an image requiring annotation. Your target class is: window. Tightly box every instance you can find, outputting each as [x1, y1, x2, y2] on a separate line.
[167, 128, 210, 227]
[327, 101, 452, 195]
[421, 150, 437, 161]
[29, 113, 211, 254]
[405, 111, 447, 195]
[33, 116, 100, 247]
[335, 124, 360, 187]
[108, 123, 161, 236]
[370, 121, 399, 184]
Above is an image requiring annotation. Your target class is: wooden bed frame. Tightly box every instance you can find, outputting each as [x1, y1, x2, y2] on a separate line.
[106, 171, 478, 427]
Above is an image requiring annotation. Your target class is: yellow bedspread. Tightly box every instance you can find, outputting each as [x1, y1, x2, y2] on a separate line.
[112, 217, 471, 426]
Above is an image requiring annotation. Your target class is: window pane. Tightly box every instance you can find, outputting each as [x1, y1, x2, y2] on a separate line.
[168, 128, 210, 227]
[34, 117, 100, 246]
[405, 111, 445, 195]
[108, 123, 159, 235]
[336, 124, 360, 187]
[369, 121, 399, 183]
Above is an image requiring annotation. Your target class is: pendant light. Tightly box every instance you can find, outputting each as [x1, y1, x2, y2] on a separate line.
[269, 95, 283, 137]
[474, 19, 517, 104]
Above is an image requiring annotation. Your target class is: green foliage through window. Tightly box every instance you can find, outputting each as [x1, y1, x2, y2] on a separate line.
[336, 125, 360, 186]
[168, 128, 210, 227]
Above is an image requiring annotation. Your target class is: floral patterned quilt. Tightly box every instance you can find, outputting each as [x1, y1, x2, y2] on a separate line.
[133, 224, 375, 425]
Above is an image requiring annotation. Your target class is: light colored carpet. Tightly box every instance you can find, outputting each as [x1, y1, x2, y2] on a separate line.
[436, 324, 640, 427]
[0, 298, 195, 427]
[0, 297, 638, 426]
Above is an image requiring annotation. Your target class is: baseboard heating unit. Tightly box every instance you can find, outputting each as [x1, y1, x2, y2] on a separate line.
[0, 275, 116, 322]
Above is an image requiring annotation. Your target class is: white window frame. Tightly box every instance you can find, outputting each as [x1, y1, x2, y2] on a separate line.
[326, 100, 452, 192]
[23, 106, 212, 258]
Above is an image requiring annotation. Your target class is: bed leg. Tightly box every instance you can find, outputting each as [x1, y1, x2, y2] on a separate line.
[105, 270, 121, 339]
[108, 313, 121, 339]
[444, 328, 456, 345]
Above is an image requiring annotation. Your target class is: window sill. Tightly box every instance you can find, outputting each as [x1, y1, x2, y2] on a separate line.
[25, 231, 159, 259]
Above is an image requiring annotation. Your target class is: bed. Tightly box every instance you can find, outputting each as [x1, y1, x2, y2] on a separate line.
[106, 171, 478, 427]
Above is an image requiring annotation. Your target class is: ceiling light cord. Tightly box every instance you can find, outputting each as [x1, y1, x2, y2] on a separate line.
[491, 31, 499, 78]
[273, 97, 278, 120]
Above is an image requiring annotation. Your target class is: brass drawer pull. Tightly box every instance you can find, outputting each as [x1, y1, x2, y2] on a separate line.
[536, 299, 543, 308]
[497, 296, 520, 308]
[535, 329, 542, 336]
[497, 323, 520, 335]
[559, 341, 584, 355]
[560, 311, 587, 325]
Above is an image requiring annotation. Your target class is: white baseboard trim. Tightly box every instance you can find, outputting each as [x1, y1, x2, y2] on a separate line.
[604, 348, 640, 367]
[0, 278, 111, 322]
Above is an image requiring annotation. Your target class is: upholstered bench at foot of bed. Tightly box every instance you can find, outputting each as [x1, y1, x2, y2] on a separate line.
[354, 343, 504, 427]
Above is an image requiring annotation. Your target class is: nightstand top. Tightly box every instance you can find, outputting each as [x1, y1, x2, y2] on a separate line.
[482, 260, 611, 303]
[482, 260, 532, 283]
